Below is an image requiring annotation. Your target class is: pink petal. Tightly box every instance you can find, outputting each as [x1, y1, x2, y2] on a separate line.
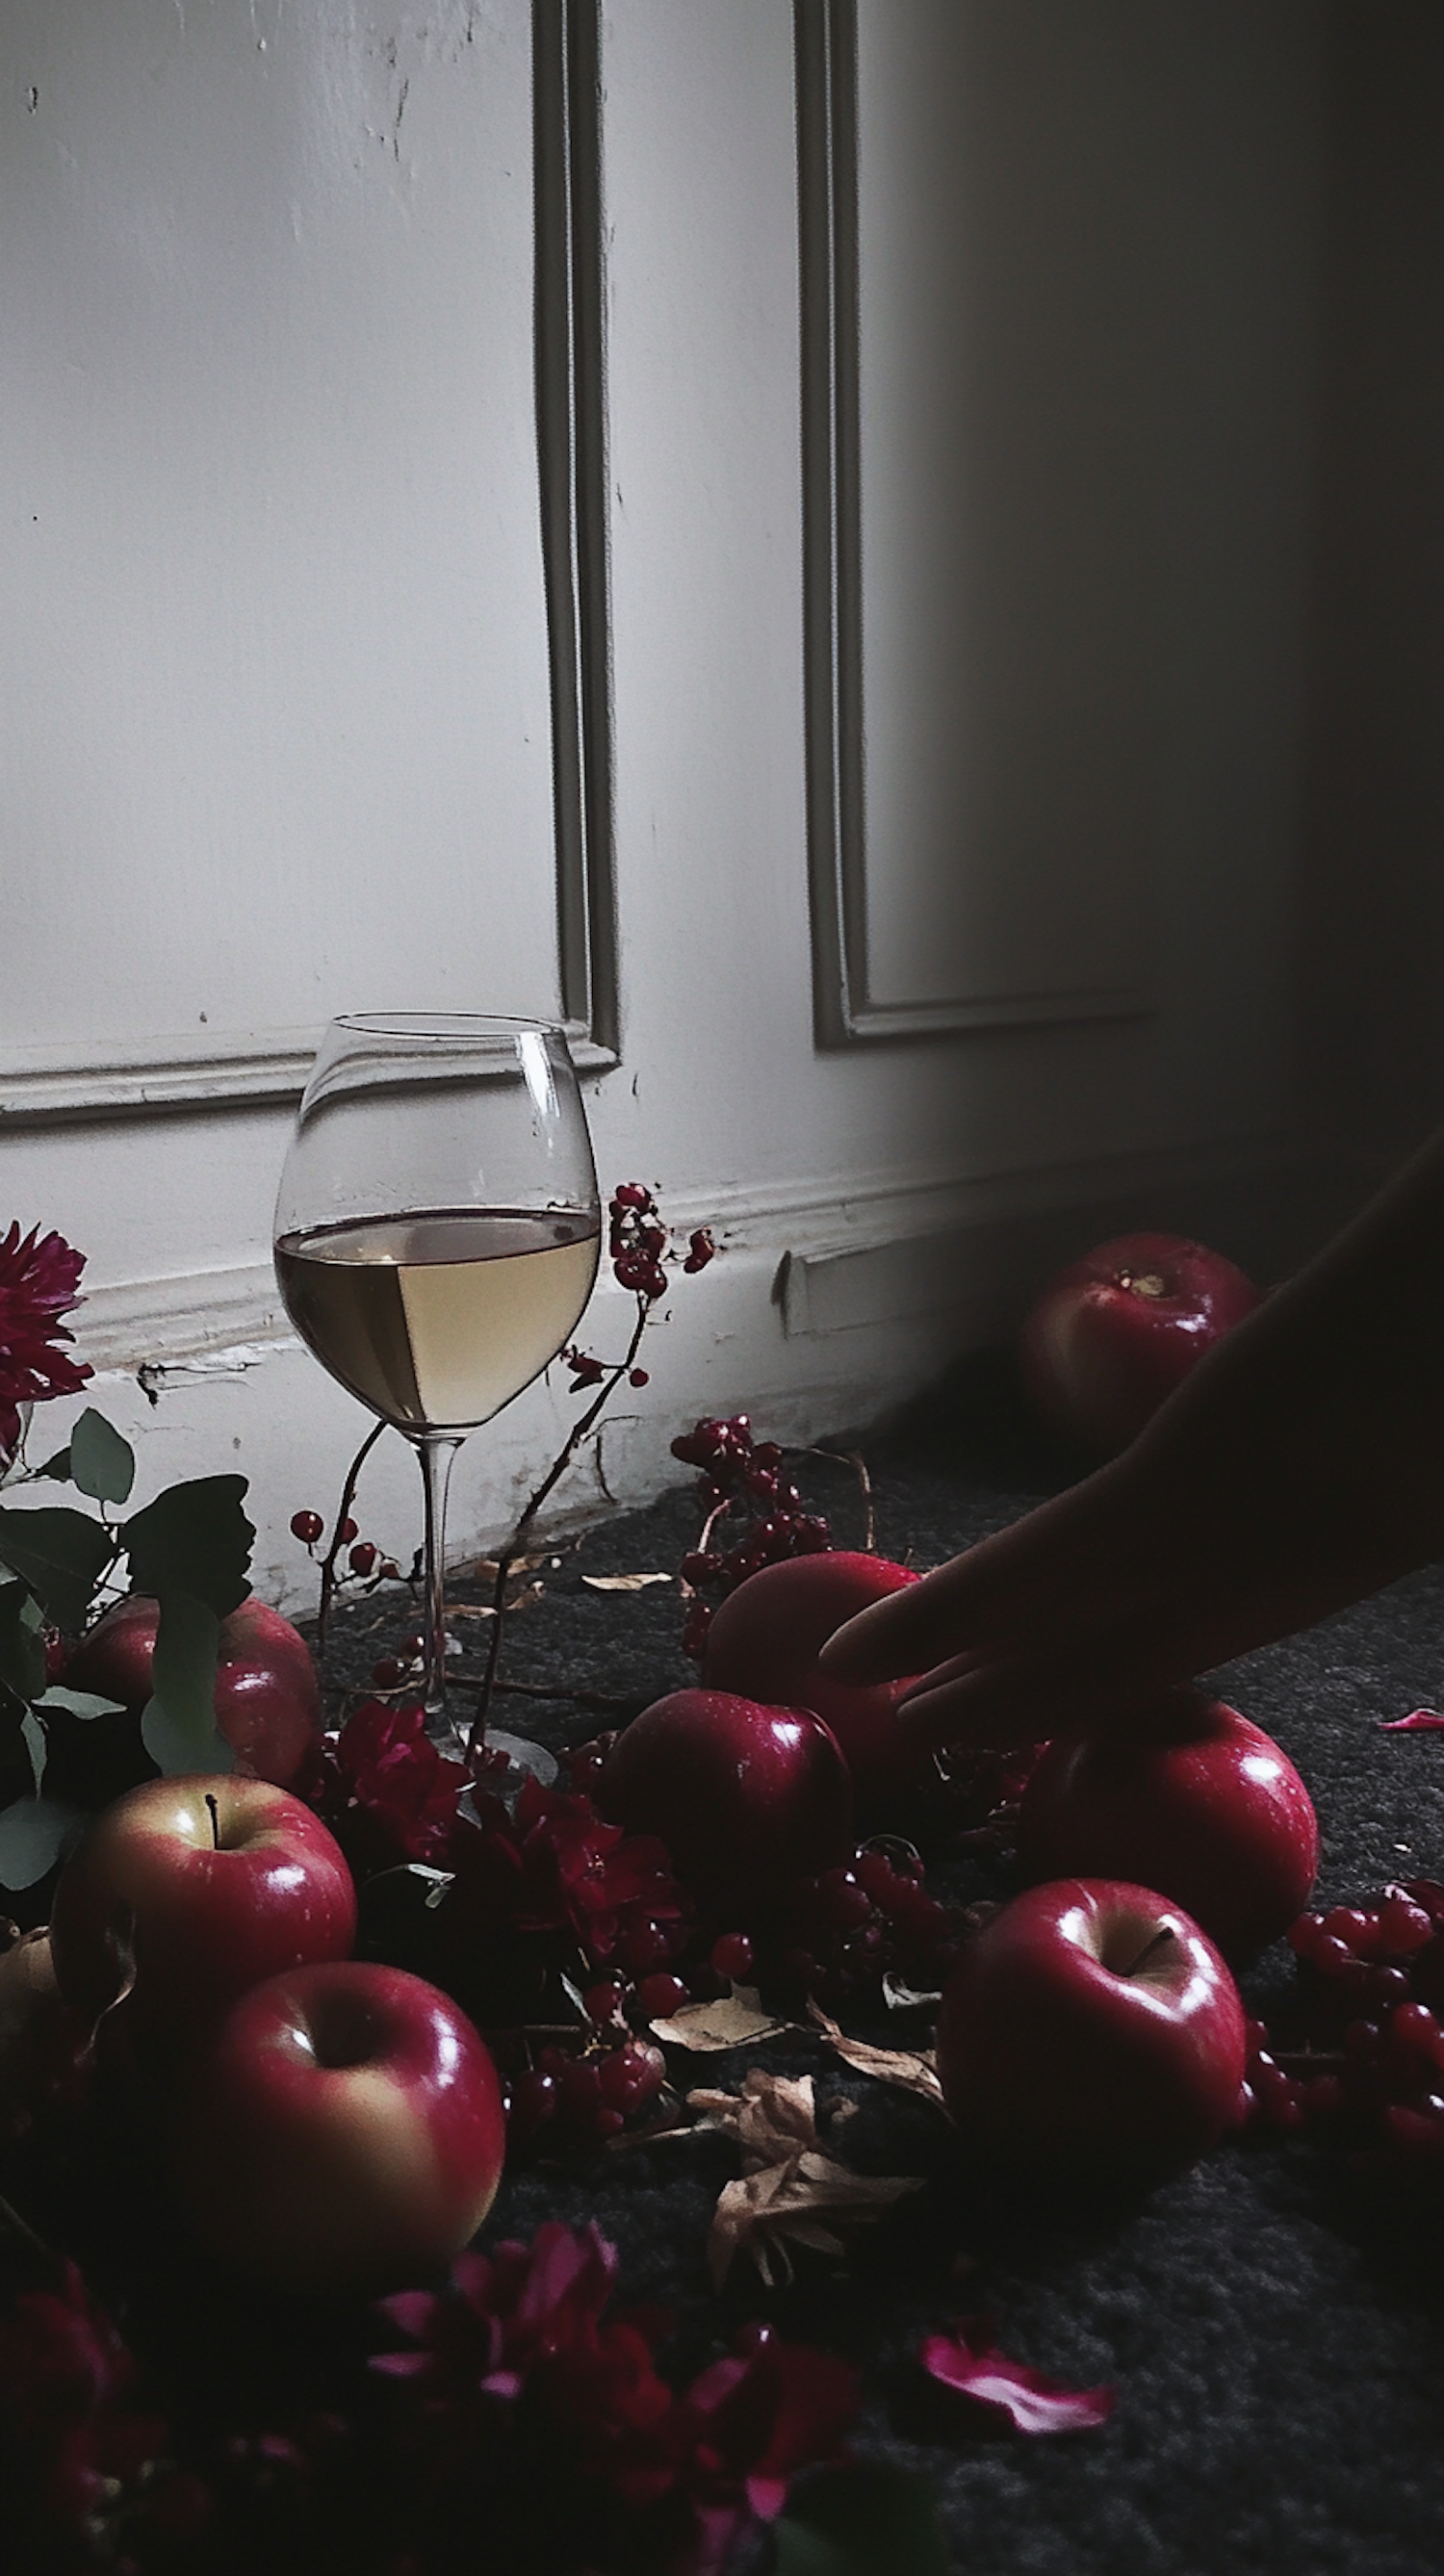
[744, 2473, 790, 2520]
[921, 2324, 1114, 2435]
[369, 2352, 431, 2380]
[1380, 1711, 1444, 1733]
[374, 2290, 437, 2343]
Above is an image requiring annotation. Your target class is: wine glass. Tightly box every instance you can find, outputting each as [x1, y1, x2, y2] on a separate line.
[273, 1013, 600, 1778]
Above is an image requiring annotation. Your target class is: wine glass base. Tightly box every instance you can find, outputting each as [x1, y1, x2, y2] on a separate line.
[450, 1720, 558, 1803]
[478, 1728, 558, 1790]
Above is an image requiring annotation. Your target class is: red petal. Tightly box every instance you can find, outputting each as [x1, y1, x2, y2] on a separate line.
[1380, 1711, 1444, 1733]
[921, 2323, 1114, 2434]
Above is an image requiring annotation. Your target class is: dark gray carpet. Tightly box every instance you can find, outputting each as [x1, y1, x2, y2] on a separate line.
[312, 1353, 1444, 2576]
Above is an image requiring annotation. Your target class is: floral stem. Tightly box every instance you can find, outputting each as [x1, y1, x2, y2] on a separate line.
[467, 1295, 649, 1765]
[319, 1417, 387, 1661]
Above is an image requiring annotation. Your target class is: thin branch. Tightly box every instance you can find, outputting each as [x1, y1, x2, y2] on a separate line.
[467, 1295, 650, 1765]
[803, 1446, 875, 1552]
[318, 1417, 387, 1660]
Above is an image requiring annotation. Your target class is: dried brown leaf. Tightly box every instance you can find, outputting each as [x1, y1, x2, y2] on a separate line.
[708, 2142, 922, 2288]
[687, 2069, 823, 2163]
[883, 1972, 942, 2014]
[690, 2068, 924, 2287]
[580, 1572, 673, 1593]
[649, 1984, 793, 2052]
[808, 1999, 947, 2108]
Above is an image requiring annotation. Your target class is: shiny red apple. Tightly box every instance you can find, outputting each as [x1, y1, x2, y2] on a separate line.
[1019, 1231, 1261, 1458]
[64, 1594, 322, 1790]
[1017, 1692, 1318, 1960]
[48, 1773, 356, 2048]
[171, 1960, 504, 2287]
[700, 1553, 923, 1827]
[936, 1877, 1247, 2189]
[596, 1688, 853, 1921]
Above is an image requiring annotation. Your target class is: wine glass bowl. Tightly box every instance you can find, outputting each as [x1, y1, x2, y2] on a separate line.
[273, 1015, 600, 1765]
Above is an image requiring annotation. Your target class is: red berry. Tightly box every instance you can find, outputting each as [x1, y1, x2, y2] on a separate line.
[816, 1868, 872, 1933]
[630, 1368, 650, 1387]
[583, 1981, 625, 2026]
[636, 1972, 688, 2020]
[1322, 1906, 1377, 1955]
[509, 2068, 560, 2140]
[1379, 1891, 1434, 1955]
[370, 1657, 404, 1689]
[348, 1541, 377, 1577]
[710, 1933, 754, 1983]
[618, 1918, 670, 1975]
[290, 1510, 324, 1546]
[338, 1518, 359, 1545]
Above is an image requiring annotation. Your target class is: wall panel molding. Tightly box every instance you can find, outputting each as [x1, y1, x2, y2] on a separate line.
[794, 0, 1149, 1047]
[0, 0, 617, 1130]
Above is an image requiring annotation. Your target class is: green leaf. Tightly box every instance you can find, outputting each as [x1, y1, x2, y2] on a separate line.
[34, 1447, 74, 1481]
[19, 1711, 46, 1797]
[0, 1507, 115, 1632]
[140, 1590, 233, 1777]
[68, 1410, 135, 1507]
[773, 2468, 953, 2576]
[0, 1581, 46, 1703]
[35, 1686, 127, 1722]
[122, 1477, 253, 1620]
[0, 1795, 88, 1893]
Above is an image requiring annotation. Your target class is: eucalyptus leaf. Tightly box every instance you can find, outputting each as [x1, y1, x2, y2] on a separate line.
[773, 2468, 952, 2576]
[0, 1794, 89, 1893]
[140, 1590, 233, 1776]
[19, 1710, 46, 1798]
[35, 1686, 128, 1722]
[122, 1477, 253, 1620]
[68, 1409, 136, 1507]
[0, 1581, 46, 1704]
[0, 1507, 115, 1632]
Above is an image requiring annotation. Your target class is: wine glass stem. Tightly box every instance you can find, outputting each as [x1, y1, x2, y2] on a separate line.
[417, 1433, 463, 1729]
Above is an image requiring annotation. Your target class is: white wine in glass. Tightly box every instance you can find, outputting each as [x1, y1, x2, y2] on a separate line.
[273, 1015, 601, 1774]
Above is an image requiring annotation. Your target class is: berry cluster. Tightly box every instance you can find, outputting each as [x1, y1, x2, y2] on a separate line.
[504, 2034, 669, 2152]
[1244, 1880, 1444, 2158]
[563, 1745, 966, 2022]
[670, 1415, 834, 1656]
[289, 1507, 403, 1594]
[777, 1844, 961, 2013]
[608, 1182, 670, 1302]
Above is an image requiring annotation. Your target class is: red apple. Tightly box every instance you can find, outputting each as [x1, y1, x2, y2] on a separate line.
[64, 1594, 322, 1790]
[936, 1877, 1247, 2189]
[1017, 1692, 1318, 1959]
[48, 1774, 356, 2048]
[700, 1554, 924, 1827]
[171, 1959, 504, 2287]
[1019, 1231, 1261, 1458]
[596, 1688, 853, 1921]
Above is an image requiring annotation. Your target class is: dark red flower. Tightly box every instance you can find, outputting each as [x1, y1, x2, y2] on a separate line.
[920, 2319, 1114, 2434]
[683, 2331, 860, 2523]
[0, 1222, 92, 1455]
[0, 2257, 167, 2537]
[504, 1775, 686, 1968]
[373, 2222, 685, 2503]
[331, 1697, 467, 1865]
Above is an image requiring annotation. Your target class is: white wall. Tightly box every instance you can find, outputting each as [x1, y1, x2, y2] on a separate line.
[2, 2, 1343, 1611]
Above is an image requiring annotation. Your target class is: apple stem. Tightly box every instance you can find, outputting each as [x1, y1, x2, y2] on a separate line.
[205, 1792, 220, 1850]
[1120, 1924, 1176, 1977]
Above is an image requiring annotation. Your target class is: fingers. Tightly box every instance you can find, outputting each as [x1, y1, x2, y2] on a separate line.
[818, 1470, 1147, 1689]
